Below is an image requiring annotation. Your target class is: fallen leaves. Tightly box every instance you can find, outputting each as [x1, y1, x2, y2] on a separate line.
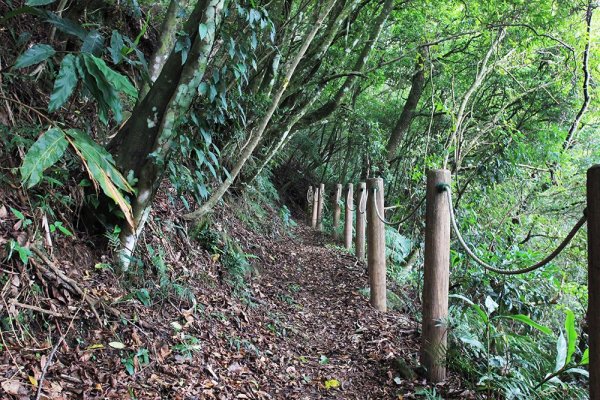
[0, 201, 465, 399]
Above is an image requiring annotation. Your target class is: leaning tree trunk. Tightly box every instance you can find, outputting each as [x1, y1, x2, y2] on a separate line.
[386, 48, 426, 161]
[183, 0, 338, 221]
[139, 0, 184, 100]
[108, 0, 226, 270]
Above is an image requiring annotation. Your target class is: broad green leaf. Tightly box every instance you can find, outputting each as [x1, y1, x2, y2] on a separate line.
[48, 54, 78, 112]
[81, 30, 104, 55]
[581, 348, 589, 365]
[81, 54, 122, 122]
[449, 294, 474, 305]
[26, 0, 55, 5]
[564, 309, 577, 365]
[459, 336, 485, 351]
[449, 294, 488, 323]
[85, 54, 137, 99]
[14, 44, 55, 69]
[65, 129, 134, 195]
[555, 332, 567, 372]
[502, 314, 553, 335]
[75, 56, 109, 123]
[566, 368, 589, 378]
[109, 30, 125, 64]
[471, 304, 488, 324]
[64, 129, 135, 228]
[175, 34, 191, 65]
[20, 128, 68, 188]
[41, 11, 87, 40]
[199, 23, 208, 40]
[135, 289, 151, 306]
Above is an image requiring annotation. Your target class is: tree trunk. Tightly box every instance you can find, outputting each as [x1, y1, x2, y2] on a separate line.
[108, 0, 226, 269]
[139, 0, 183, 100]
[386, 49, 426, 160]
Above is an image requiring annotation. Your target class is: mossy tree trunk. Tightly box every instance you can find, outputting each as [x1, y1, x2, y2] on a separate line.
[108, 0, 226, 269]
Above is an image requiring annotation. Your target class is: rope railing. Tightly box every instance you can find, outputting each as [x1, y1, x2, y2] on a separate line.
[358, 189, 367, 214]
[439, 184, 588, 275]
[372, 188, 426, 227]
[346, 189, 356, 211]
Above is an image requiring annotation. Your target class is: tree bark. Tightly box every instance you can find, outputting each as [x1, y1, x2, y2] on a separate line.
[139, 0, 183, 100]
[108, 0, 226, 269]
[386, 49, 426, 160]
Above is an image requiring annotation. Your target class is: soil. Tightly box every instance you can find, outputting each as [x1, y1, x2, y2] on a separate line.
[0, 190, 468, 399]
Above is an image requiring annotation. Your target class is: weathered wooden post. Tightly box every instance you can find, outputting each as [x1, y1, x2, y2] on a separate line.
[306, 186, 314, 226]
[333, 184, 342, 239]
[421, 169, 451, 383]
[588, 165, 600, 400]
[311, 185, 319, 228]
[344, 183, 354, 249]
[366, 178, 386, 312]
[317, 183, 325, 231]
[355, 182, 366, 261]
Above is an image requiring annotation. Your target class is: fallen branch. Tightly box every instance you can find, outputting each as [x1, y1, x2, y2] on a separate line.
[30, 247, 102, 325]
[34, 336, 64, 400]
[9, 300, 79, 319]
[30, 246, 153, 331]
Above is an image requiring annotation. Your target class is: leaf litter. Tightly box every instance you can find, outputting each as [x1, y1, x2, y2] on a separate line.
[0, 189, 469, 399]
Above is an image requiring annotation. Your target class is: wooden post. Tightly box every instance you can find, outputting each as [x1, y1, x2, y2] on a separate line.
[317, 183, 325, 231]
[588, 165, 600, 400]
[355, 182, 366, 261]
[421, 169, 451, 383]
[333, 184, 342, 239]
[307, 186, 314, 226]
[344, 183, 354, 249]
[311, 185, 319, 228]
[366, 178, 386, 312]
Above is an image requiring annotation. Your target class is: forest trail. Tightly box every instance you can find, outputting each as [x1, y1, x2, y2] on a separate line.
[222, 223, 427, 399]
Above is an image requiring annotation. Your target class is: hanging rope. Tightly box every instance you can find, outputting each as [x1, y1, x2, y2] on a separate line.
[307, 188, 314, 203]
[358, 189, 367, 214]
[371, 188, 425, 226]
[346, 189, 356, 211]
[440, 184, 587, 275]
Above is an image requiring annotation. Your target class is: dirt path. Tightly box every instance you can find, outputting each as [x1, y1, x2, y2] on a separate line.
[1, 221, 435, 400]
[237, 225, 422, 399]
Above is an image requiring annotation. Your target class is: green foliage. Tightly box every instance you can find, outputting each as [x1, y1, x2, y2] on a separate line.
[448, 294, 589, 398]
[147, 244, 195, 304]
[18, 125, 136, 227]
[48, 54, 78, 112]
[122, 348, 150, 375]
[192, 221, 254, 292]
[25, 0, 55, 6]
[6, 240, 32, 265]
[20, 128, 69, 188]
[279, 205, 296, 228]
[13, 44, 55, 69]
